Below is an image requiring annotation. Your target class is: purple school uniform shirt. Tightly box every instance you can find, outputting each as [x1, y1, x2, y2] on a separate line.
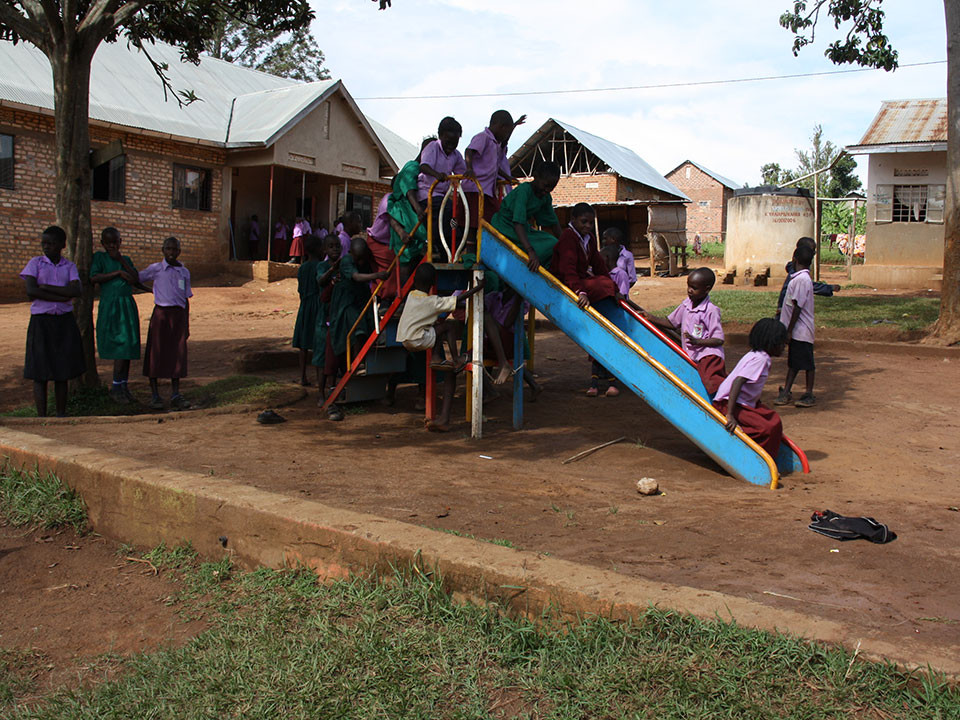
[780, 268, 815, 343]
[338, 230, 352, 256]
[667, 296, 725, 363]
[465, 127, 506, 197]
[367, 194, 391, 244]
[293, 220, 311, 239]
[418, 140, 466, 201]
[139, 260, 192, 308]
[274, 222, 288, 241]
[617, 245, 637, 287]
[714, 350, 770, 408]
[19, 255, 79, 315]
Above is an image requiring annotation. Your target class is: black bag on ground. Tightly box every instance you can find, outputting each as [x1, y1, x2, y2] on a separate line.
[808, 510, 896, 543]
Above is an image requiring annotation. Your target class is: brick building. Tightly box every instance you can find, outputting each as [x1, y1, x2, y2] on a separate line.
[508, 119, 688, 269]
[0, 40, 415, 298]
[664, 160, 740, 242]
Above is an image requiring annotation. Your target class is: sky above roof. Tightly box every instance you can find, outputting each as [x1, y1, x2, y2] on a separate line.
[313, 0, 947, 187]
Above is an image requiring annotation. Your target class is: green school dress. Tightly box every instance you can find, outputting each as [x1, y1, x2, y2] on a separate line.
[90, 251, 140, 360]
[490, 181, 561, 268]
[328, 255, 375, 356]
[292, 259, 320, 351]
[387, 160, 428, 264]
[311, 259, 334, 366]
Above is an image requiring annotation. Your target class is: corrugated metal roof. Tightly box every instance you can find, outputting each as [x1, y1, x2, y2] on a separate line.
[666, 159, 741, 190]
[0, 38, 413, 169]
[509, 119, 689, 201]
[366, 117, 419, 168]
[855, 99, 947, 146]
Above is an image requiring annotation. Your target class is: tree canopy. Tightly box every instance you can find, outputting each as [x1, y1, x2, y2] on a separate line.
[207, 15, 330, 82]
[760, 125, 862, 198]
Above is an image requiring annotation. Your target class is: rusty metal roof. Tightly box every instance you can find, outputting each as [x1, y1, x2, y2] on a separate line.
[856, 99, 947, 146]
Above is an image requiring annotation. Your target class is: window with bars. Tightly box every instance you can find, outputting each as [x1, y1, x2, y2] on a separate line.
[337, 191, 373, 227]
[92, 154, 126, 202]
[0, 133, 13, 189]
[875, 184, 945, 224]
[172, 163, 212, 211]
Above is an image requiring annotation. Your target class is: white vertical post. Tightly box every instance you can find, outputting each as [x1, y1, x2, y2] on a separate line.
[470, 269, 484, 439]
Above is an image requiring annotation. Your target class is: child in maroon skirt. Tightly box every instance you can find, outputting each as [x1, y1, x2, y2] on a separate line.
[645, 267, 726, 394]
[139, 237, 192, 411]
[712, 318, 787, 458]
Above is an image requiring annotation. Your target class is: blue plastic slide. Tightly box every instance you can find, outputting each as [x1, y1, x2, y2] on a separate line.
[479, 223, 809, 488]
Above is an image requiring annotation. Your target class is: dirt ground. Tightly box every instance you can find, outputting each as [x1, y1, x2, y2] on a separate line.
[0, 523, 203, 700]
[1, 269, 959, 667]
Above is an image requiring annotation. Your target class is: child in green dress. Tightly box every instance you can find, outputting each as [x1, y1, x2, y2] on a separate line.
[388, 137, 433, 286]
[490, 161, 562, 273]
[89, 227, 144, 404]
[292, 234, 323, 386]
[329, 236, 390, 366]
[312, 234, 344, 419]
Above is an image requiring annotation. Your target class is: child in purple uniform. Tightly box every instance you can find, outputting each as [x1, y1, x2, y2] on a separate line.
[600, 244, 631, 297]
[461, 110, 525, 242]
[775, 243, 817, 408]
[713, 318, 787, 458]
[419, 117, 466, 260]
[20, 225, 85, 417]
[139, 237, 192, 411]
[601, 228, 636, 290]
[645, 267, 726, 394]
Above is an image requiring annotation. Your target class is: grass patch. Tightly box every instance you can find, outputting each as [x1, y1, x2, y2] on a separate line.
[0, 464, 86, 531]
[698, 240, 724, 259]
[656, 291, 940, 331]
[431, 526, 517, 548]
[187, 375, 290, 409]
[1, 375, 291, 418]
[4, 549, 958, 719]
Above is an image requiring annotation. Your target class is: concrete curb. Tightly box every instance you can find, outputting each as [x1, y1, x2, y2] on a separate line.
[1, 426, 956, 676]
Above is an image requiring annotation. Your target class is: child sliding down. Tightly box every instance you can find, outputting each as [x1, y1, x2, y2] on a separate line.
[396, 263, 484, 432]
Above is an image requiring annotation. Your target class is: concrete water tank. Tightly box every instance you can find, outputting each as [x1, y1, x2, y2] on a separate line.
[725, 187, 815, 278]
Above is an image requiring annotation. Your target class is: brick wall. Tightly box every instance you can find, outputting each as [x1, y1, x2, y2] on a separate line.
[1, 107, 226, 298]
[548, 173, 618, 206]
[664, 162, 729, 241]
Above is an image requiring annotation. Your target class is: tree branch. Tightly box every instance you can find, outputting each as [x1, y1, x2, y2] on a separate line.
[0, 2, 46, 47]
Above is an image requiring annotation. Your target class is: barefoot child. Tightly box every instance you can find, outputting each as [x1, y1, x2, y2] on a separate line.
[20, 226, 84, 417]
[483, 288, 542, 399]
[90, 226, 143, 404]
[396, 263, 484, 431]
[292, 234, 324, 385]
[645, 267, 726, 394]
[139, 237, 192, 410]
[312, 234, 345, 420]
[775, 243, 817, 408]
[712, 317, 787, 458]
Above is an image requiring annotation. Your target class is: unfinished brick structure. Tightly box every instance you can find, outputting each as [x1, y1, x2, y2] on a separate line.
[509, 119, 688, 266]
[664, 160, 740, 243]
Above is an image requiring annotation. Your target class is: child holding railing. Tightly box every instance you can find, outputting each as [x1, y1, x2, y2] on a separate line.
[389, 137, 433, 285]
[419, 118, 466, 262]
[328, 236, 389, 374]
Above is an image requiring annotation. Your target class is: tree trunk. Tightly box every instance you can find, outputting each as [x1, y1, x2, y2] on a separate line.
[49, 42, 99, 385]
[932, 0, 960, 344]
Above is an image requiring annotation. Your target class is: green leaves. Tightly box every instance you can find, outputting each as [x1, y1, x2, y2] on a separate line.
[780, 0, 899, 71]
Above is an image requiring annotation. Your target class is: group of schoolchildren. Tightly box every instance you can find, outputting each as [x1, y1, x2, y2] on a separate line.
[21, 226, 192, 416]
[21, 109, 820, 462]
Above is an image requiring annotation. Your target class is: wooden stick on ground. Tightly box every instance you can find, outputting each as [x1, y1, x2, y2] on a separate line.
[561, 437, 627, 465]
[125, 556, 159, 575]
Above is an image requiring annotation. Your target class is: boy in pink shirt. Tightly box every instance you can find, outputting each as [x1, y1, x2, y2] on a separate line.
[419, 117, 466, 260]
[775, 243, 816, 408]
[713, 318, 788, 458]
[645, 267, 726, 394]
